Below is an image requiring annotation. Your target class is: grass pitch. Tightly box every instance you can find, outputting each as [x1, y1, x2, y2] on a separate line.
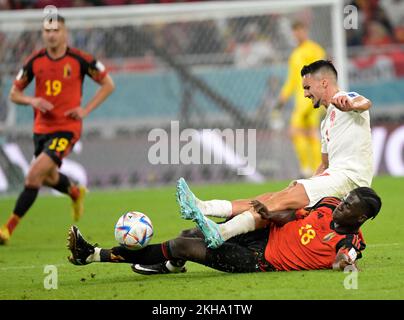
[0, 176, 403, 300]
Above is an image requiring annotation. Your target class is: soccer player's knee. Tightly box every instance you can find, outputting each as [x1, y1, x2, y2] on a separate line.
[25, 173, 43, 188]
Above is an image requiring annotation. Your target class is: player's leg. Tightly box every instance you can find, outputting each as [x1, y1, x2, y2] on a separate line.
[159, 228, 275, 273]
[295, 172, 357, 207]
[174, 175, 355, 249]
[306, 109, 322, 174]
[180, 188, 269, 248]
[67, 225, 171, 266]
[176, 177, 275, 218]
[290, 114, 312, 178]
[68, 225, 203, 268]
[168, 237, 269, 273]
[200, 229, 275, 273]
[259, 181, 310, 212]
[176, 177, 233, 218]
[41, 132, 87, 221]
[162, 228, 274, 273]
[43, 167, 86, 221]
[183, 182, 308, 248]
[68, 226, 273, 273]
[0, 152, 56, 244]
[262, 172, 359, 211]
[132, 228, 203, 275]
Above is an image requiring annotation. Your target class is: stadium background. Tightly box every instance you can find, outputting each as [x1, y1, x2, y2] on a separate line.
[0, 0, 404, 302]
[0, 0, 403, 193]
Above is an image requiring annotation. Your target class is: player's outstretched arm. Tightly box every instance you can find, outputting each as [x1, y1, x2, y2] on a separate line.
[331, 94, 372, 112]
[251, 200, 296, 226]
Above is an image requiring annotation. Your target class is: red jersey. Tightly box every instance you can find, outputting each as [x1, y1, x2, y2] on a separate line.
[13, 47, 107, 140]
[265, 197, 366, 271]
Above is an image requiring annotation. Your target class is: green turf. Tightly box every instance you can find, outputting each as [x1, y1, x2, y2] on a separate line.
[0, 176, 403, 300]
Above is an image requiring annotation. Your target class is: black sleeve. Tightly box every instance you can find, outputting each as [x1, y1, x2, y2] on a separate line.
[84, 59, 107, 82]
[336, 234, 366, 260]
[69, 49, 107, 83]
[14, 58, 34, 90]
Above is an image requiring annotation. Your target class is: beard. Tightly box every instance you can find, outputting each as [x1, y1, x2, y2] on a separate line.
[313, 99, 321, 109]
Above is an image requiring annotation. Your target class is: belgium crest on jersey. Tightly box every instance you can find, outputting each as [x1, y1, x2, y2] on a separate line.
[63, 63, 72, 78]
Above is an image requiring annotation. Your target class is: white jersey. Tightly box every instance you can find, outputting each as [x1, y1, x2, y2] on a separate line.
[320, 91, 373, 187]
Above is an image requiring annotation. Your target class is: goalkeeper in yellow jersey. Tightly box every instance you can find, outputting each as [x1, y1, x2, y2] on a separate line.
[275, 21, 326, 178]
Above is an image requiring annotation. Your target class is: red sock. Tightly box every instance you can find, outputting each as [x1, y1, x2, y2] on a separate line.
[6, 214, 20, 235]
[69, 185, 80, 201]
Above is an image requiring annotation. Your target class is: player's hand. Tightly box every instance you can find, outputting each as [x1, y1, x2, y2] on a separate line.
[332, 246, 358, 271]
[250, 200, 271, 219]
[31, 97, 54, 113]
[331, 95, 354, 112]
[65, 107, 88, 120]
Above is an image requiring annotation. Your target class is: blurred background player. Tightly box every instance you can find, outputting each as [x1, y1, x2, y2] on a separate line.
[275, 21, 326, 178]
[0, 15, 115, 245]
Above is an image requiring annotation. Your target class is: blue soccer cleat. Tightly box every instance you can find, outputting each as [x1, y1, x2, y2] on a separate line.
[176, 177, 198, 220]
[188, 202, 224, 249]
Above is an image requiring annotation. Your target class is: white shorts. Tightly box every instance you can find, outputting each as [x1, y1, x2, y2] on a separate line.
[295, 170, 357, 207]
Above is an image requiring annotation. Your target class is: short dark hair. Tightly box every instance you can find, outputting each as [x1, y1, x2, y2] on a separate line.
[353, 187, 382, 220]
[300, 60, 338, 80]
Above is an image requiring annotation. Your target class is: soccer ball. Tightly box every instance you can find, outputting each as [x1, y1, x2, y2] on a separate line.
[114, 211, 154, 250]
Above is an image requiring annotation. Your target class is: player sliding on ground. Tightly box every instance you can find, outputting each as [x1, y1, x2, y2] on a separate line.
[130, 59, 375, 274]
[67, 187, 381, 273]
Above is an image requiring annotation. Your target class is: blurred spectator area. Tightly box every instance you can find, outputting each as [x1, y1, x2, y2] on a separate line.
[0, 0, 205, 10]
[0, 0, 403, 129]
[344, 0, 404, 120]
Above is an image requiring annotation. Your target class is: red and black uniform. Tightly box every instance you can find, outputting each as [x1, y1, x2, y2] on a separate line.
[203, 197, 365, 273]
[265, 197, 366, 271]
[14, 47, 107, 165]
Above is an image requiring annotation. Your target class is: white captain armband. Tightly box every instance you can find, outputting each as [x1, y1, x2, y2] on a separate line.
[348, 247, 358, 262]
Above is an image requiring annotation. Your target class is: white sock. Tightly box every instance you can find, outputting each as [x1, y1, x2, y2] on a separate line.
[165, 261, 183, 272]
[218, 211, 256, 241]
[86, 247, 101, 263]
[196, 199, 233, 218]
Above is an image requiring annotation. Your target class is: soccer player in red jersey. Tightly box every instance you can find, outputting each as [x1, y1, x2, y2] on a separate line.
[67, 187, 381, 274]
[0, 15, 115, 245]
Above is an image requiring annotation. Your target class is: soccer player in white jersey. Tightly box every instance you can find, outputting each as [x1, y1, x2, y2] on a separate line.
[131, 60, 376, 274]
[174, 60, 374, 248]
